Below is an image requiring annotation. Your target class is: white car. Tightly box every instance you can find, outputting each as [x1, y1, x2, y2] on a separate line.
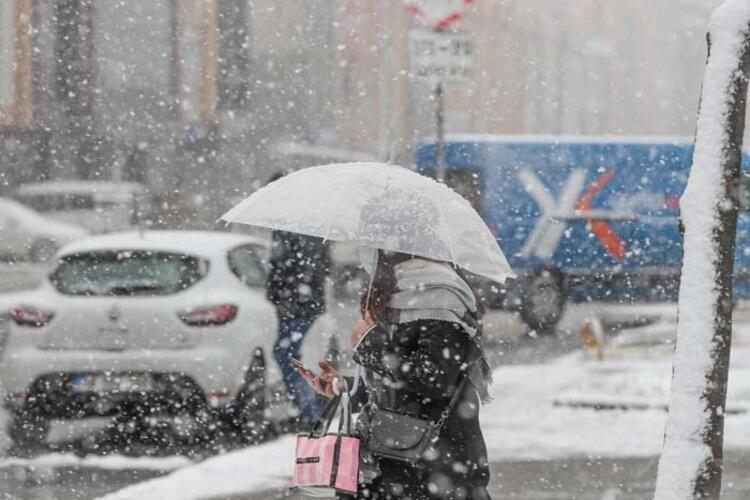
[0, 230, 337, 447]
[14, 180, 147, 234]
[0, 198, 88, 262]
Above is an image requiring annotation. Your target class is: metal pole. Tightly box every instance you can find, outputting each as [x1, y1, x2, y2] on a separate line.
[377, 0, 391, 162]
[435, 80, 445, 182]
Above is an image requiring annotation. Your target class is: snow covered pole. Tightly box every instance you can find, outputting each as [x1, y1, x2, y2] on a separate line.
[654, 2, 750, 499]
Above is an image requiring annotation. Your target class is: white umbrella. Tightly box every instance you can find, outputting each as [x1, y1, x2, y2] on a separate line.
[221, 162, 513, 283]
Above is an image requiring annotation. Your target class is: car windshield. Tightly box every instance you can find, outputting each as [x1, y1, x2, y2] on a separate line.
[50, 250, 207, 296]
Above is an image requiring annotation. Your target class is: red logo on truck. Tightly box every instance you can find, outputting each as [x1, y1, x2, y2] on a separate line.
[575, 171, 627, 261]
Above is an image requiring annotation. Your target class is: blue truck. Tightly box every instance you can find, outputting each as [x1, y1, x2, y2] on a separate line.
[416, 135, 750, 331]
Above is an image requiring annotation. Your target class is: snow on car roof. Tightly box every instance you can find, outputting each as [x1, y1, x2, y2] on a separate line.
[0, 196, 42, 216]
[0, 197, 87, 233]
[57, 230, 267, 259]
[15, 180, 145, 196]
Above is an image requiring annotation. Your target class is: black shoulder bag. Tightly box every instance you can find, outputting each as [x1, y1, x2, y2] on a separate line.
[364, 376, 469, 463]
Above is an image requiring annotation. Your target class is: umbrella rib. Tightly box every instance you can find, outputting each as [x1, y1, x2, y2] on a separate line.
[322, 182, 347, 242]
[435, 197, 458, 266]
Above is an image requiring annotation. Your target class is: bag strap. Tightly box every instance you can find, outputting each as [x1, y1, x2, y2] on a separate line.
[309, 395, 340, 436]
[311, 392, 353, 436]
[347, 364, 362, 397]
[434, 375, 470, 432]
[324, 393, 353, 435]
[335, 391, 353, 435]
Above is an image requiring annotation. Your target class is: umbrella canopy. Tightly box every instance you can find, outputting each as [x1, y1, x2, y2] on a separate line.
[221, 163, 513, 283]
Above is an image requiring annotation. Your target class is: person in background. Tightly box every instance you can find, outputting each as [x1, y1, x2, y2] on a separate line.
[266, 172, 331, 426]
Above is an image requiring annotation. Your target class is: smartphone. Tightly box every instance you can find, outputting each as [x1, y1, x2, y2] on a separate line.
[290, 356, 330, 392]
[288, 355, 307, 371]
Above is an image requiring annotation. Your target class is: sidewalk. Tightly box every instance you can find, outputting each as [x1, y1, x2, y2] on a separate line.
[222, 454, 750, 500]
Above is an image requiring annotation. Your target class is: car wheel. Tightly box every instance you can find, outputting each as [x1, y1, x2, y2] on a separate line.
[29, 239, 57, 262]
[232, 348, 268, 443]
[8, 410, 49, 451]
[520, 268, 566, 334]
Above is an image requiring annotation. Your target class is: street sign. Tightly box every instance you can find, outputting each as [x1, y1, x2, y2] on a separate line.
[409, 29, 474, 85]
[403, 0, 474, 30]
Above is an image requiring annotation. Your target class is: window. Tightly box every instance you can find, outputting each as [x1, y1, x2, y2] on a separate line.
[228, 244, 267, 288]
[51, 250, 207, 296]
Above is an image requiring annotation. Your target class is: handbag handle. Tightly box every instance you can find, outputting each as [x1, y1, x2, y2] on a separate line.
[309, 395, 341, 436]
[309, 392, 353, 436]
[324, 391, 352, 435]
[336, 391, 353, 435]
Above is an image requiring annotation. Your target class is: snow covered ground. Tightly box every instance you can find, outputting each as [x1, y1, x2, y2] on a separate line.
[98, 317, 750, 500]
[98, 436, 296, 500]
[0, 453, 191, 472]
[485, 322, 750, 460]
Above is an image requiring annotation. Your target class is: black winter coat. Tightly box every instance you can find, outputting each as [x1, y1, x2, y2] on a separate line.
[352, 319, 491, 500]
[266, 231, 330, 319]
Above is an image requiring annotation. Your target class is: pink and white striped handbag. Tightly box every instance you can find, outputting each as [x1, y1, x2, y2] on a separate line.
[293, 392, 360, 496]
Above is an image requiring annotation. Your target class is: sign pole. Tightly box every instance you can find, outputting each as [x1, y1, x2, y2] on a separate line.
[404, 0, 475, 183]
[435, 79, 446, 182]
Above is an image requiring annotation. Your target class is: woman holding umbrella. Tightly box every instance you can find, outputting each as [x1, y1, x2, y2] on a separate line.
[222, 163, 512, 500]
[304, 246, 493, 499]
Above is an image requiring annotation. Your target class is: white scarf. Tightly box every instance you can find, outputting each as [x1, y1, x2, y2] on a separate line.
[386, 258, 492, 402]
[388, 258, 480, 337]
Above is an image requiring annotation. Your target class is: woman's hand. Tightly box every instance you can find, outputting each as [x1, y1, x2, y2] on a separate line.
[298, 361, 346, 398]
[351, 310, 375, 347]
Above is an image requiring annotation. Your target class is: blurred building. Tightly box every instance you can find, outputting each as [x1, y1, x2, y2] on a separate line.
[335, 0, 728, 158]
[460, 0, 722, 136]
[330, 1, 412, 164]
[0, 0, 739, 226]
[0, 0, 333, 226]
[0, 0, 44, 190]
